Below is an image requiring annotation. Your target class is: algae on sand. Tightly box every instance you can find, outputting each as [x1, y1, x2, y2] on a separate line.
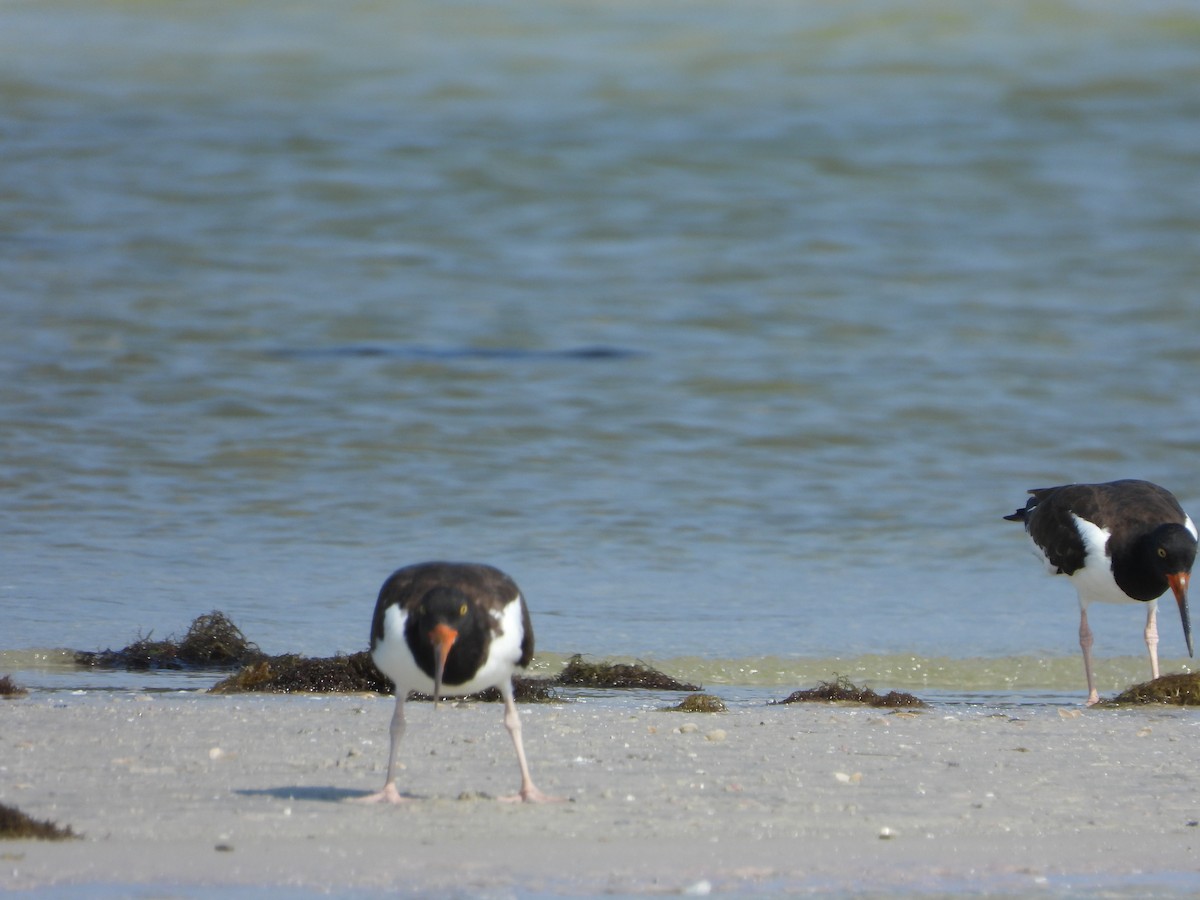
[176, 611, 263, 666]
[661, 694, 726, 712]
[1102, 672, 1200, 706]
[412, 678, 559, 703]
[75, 611, 265, 671]
[0, 802, 77, 841]
[774, 676, 926, 709]
[554, 654, 701, 691]
[210, 651, 558, 702]
[210, 651, 389, 694]
[70, 611, 678, 704]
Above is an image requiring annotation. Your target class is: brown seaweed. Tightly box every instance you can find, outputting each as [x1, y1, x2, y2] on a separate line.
[554, 654, 701, 691]
[774, 676, 926, 708]
[0, 675, 28, 699]
[71, 611, 687, 703]
[412, 677, 559, 704]
[1101, 672, 1200, 706]
[75, 611, 265, 671]
[0, 802, 77, 841]
[210, 651, 389, 694]
[662, 693, 726, 712]
[209, 652, 558, 702]
[76, 634, 179, 670]
[175, 611, 263, 666]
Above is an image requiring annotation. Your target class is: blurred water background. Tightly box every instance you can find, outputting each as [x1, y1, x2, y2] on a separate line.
[3, 0, 1200, 700]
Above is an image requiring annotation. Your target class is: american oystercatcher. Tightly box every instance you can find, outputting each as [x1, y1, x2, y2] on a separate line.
[358, 561, 558, 803]
[1005, 480, 1196, 705]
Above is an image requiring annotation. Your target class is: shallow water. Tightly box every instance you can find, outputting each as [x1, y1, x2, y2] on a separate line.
[4, 0, 1200, 700]
[0, 646, 1169, 709]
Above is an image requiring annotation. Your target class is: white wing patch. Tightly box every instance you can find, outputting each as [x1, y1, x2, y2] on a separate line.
[469, 596, 526, 688]
[1186, 516, 1198, 541]
[1068, 513, 1138, 606]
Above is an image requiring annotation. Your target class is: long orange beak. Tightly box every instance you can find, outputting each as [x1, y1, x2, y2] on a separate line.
[430, 623, 458, 708]
[1167, 572, 1193, 657]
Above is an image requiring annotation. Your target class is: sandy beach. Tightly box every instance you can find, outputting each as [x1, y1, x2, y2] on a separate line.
[4, 692, 1200, 896]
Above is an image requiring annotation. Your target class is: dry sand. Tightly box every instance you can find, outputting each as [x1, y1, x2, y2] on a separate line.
[3, 692, 1200, 896]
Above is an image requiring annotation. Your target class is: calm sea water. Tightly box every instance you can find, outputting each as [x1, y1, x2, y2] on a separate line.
[4, 0, 1200, 699]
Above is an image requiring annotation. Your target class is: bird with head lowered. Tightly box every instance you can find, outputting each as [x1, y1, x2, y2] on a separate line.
[1006, 479, 1196, 705]
[357, 561, 560, 804]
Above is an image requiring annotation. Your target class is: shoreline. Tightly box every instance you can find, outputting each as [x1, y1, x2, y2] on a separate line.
[3, 645, 1194, 699]
[4, 692, 1200, 895]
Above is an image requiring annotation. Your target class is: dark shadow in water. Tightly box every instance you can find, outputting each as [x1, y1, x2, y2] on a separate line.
[269, 344, 643, 362]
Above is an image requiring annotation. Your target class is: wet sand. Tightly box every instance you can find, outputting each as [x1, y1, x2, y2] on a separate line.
[3, 692, 1200, 895]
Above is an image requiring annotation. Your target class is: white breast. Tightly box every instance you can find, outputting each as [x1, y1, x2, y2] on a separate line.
[1067, 514, 1144, 607]
[371, 597, 527, 696]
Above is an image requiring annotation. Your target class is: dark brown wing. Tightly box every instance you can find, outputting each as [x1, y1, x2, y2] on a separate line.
[1084, 480, 1188, 560]
[1010, 480, 1188, 576]
[1020, 485, 1092, 575]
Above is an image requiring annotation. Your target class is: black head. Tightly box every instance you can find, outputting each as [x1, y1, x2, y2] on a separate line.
[1141, 523, 1197, 657]
[1145, 523, 1198, 576]
[412, 586, 473, 634]
[405, 586, 487, 702]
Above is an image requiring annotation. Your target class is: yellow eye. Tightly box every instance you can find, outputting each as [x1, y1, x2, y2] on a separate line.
[459, 603, 468, 617]
[1158, 548, 1168, 558]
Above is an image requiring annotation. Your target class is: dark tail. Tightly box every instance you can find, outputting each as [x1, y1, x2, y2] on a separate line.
[1004, 497, 1035, 523]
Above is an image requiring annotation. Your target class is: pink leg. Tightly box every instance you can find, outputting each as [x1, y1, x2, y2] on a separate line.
[1080, 607, 1100, 706]
[356, 694, 412, 804]
[1145, 603, 1160, 680]
[496, 680, 563, 804]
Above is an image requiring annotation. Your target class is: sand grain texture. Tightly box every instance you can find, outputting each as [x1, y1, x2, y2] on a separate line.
[3, 694, 1199, 895]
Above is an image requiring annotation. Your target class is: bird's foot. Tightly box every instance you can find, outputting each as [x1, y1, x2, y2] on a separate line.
[353, 783, 412, 805]
[1084, 692, 1100, 707]
[498, 784, 566, 804]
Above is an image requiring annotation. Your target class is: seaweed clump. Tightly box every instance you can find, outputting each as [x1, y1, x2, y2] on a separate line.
[70, 611, 693, 704]
[210, 653, 558, 702]
[0, 802, 77, 841]
[1102, 673, 1200, 706]
[554, 655, 701, 691]
[211, 651, 389, 694]
[75, 634, 178, 670]
[76, 611, 265, 671]
[176, 612, 263, 666]
[662, 693, 726, 713]
[0, 675, 28, 699]
[774, 676, 926, 709]
[412, 677, 559, 704]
